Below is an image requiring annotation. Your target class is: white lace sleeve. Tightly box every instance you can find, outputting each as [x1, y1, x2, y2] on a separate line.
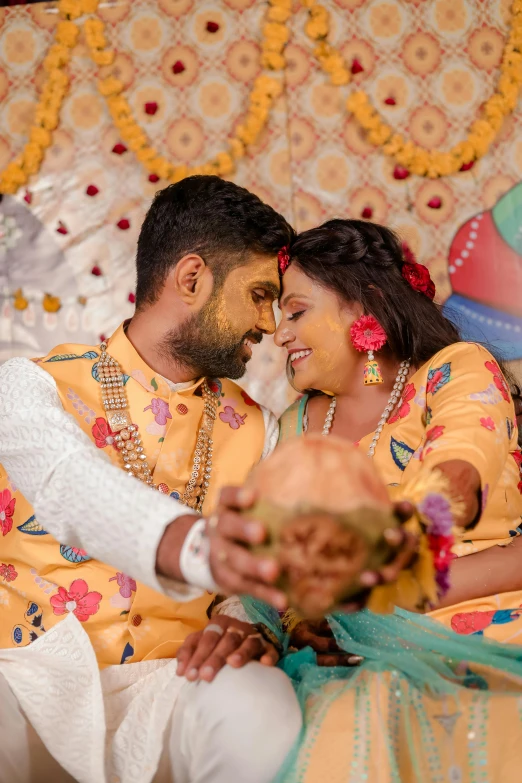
[0, 358, 204, 602]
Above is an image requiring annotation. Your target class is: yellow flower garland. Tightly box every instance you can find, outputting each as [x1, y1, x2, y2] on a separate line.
[0, 0, 97, 194]
[2, 0, 520, 191]
[85, 0, 290, 182]
[0, 0, 289, 193]
[302, 0, 522, 178]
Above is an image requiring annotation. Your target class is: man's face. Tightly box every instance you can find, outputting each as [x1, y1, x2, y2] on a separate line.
[165, 255, 280, 379]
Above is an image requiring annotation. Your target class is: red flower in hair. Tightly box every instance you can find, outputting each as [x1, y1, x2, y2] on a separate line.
[401, 261, 435, 300]
[350, 315, 387, 352]
[401, 241, 416, 265]
[278, 246, 290, 275]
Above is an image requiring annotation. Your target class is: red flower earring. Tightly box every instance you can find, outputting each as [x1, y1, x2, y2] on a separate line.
[350, 315, 387, 385]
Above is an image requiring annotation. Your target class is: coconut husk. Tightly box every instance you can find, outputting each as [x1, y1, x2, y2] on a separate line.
[245, 435, 400, 618]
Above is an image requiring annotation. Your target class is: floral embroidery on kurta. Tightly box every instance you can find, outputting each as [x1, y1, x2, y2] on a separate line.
[0, 489, 16, 536]
[485, 360, 510, 402]
[92, 417, 117, 449]
[388, 382, 416, 424]
[426, 362, 451, 394]
[50, 579, 102, 622]
[219, 405, 247, 430]
[389, 437, 415, 470]
[0, 564, 17, 582]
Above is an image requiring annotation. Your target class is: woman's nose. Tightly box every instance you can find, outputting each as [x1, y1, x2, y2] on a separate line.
[274, 322, 294, 348]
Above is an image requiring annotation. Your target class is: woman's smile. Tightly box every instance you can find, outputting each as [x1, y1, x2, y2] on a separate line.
[288, 348, 313, 366]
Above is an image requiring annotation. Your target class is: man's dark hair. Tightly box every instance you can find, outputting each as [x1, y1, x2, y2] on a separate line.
[135, 176, 295, 309]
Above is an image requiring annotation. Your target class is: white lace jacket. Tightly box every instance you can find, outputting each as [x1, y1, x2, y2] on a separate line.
[0, 357, 278, 783]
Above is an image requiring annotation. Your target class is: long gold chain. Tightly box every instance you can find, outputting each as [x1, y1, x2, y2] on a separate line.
[98, 342, 219, 512]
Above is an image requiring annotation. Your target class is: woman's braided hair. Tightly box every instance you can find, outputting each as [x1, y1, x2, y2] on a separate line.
[289, 219, 461, 367]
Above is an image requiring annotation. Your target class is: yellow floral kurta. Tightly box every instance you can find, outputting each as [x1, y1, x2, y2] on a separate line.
[0, 324, 265, 667]
[276, 342, 522, 783]
[281, 341, 522, 641]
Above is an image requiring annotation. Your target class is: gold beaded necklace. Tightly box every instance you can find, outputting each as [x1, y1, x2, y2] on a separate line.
[98, 342, 219, 512]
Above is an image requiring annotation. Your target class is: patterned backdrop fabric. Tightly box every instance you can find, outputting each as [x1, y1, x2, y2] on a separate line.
[0, 0, 521, 414]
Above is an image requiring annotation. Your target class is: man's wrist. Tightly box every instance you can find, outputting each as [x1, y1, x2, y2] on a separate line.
[179, 518, 220, 592]
[156, 514, 200, 582]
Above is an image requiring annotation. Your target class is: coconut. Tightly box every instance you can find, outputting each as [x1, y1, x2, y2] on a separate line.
[245, 435, 399, 618]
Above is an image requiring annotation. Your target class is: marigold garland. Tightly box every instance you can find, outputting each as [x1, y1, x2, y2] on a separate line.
[2, 0, 521, 192]
[85, 0, 289, 183]
[0, 0, 98, 194]
[0, 0, 289, 193]
[302, 0, 522, 178]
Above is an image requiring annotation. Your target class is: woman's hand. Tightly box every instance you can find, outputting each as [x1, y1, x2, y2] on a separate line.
[351, 501, 419, 596]
[290, 619, 363, 667]
[176, 615, 279, 683]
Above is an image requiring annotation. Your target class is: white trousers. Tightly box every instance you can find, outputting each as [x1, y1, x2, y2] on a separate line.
[0, 662, 302, 783]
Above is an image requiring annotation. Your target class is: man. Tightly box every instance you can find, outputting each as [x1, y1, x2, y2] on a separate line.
[0, 177, 301, 783]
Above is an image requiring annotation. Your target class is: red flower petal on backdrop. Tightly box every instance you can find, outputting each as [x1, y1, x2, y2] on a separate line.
[393, 165, 410, 180]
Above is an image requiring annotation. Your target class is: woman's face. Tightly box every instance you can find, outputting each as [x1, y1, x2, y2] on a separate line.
[274, 264, 362, 393]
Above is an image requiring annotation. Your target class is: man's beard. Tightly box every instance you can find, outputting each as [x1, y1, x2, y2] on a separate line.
[160, 297, 262, 380]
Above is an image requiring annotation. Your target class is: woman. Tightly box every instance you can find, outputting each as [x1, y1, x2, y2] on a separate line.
[180, 219, 522, 781]
[274, 220, 522, 637]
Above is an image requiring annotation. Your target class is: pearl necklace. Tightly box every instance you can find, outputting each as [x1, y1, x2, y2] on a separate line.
[322, 360, 411, 457]
[98, 342, 219, 512]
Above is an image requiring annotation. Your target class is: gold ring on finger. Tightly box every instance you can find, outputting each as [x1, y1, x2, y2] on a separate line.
[207, 514, 219, 532]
